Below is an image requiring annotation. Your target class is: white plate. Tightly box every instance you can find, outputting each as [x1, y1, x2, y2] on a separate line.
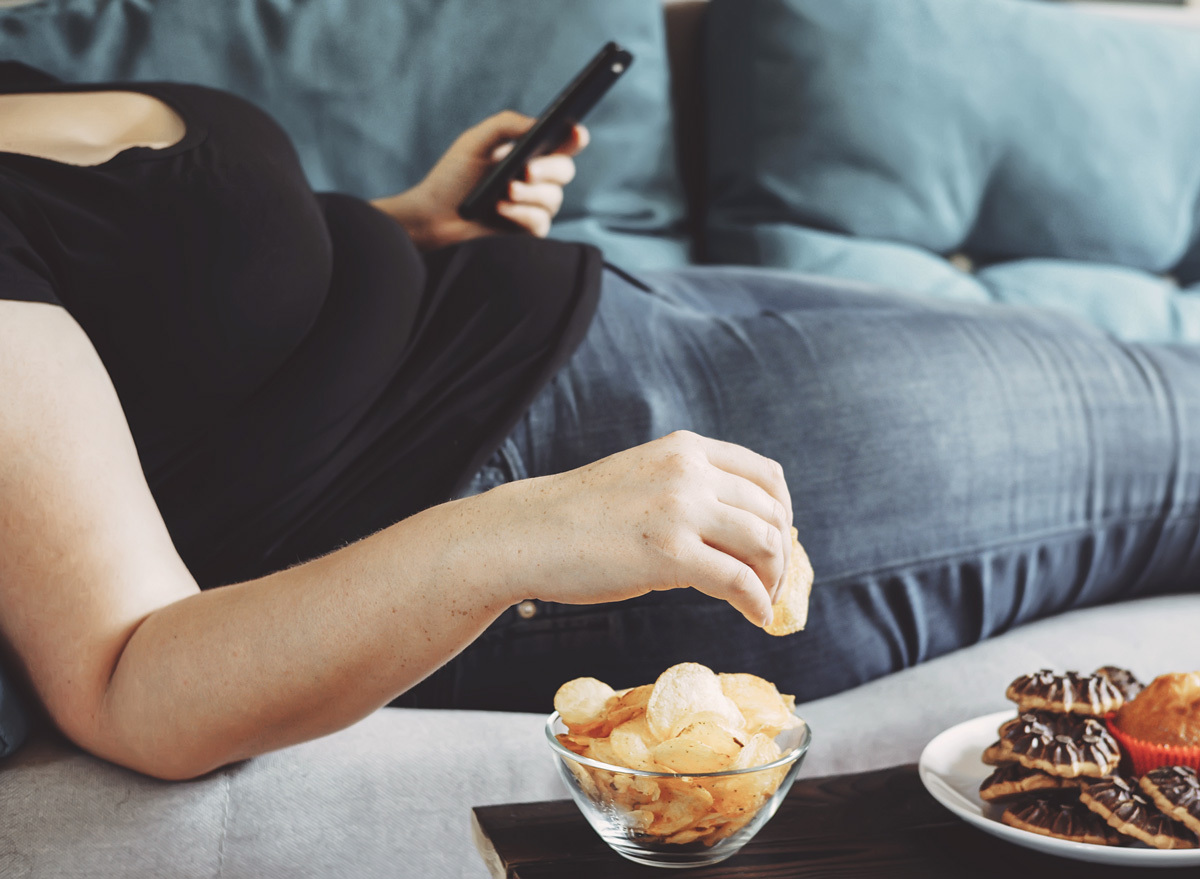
[918, 710, 1200, 868]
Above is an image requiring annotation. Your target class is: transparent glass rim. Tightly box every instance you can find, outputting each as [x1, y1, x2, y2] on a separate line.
[544, 709, 812, 779]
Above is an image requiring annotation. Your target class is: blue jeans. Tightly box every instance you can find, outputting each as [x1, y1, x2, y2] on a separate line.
[411, 265, 1200, 710]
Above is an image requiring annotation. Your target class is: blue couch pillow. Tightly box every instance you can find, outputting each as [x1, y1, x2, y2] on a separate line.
[705, 0, 1200, 283]
[1, 0, 690, 267]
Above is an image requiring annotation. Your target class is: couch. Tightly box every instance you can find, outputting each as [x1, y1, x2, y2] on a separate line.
[2, 1, 1199, 877]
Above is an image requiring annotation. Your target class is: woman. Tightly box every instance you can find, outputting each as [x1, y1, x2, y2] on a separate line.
[0, 61, 1195, 780]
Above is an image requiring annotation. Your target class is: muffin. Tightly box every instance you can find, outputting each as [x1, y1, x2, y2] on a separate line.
[1109, 672, 1200, 775]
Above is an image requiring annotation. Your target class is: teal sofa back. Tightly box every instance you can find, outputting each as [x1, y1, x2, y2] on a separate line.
[705, 0, 1200, 341]
[0, 0, 692, 268]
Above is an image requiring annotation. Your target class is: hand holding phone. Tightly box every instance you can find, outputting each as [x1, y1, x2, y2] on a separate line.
[457, 42, 634, 226]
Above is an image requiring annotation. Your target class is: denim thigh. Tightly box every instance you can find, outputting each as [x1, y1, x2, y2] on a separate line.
[426, 265, 1200, 710]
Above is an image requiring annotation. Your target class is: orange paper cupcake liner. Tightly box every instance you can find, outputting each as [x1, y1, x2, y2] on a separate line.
[1107, 716, 1200, 776]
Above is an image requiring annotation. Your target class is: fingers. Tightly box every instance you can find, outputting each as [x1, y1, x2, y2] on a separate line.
[480, 116, 585, 171]
[509, 180, 563, 216]
[497, 176, 568, 236]
[495, 201, 552, 237]
[491, 126, 587, 165]
[700, 504, 786, 610]
[556, 123, 590, 157]
[525, 153, 576, 186]
[685, 541, 774, 628]
[695, 435, 793, 529]
[469, 110, 536, 156]
[711, 470, 792, 603]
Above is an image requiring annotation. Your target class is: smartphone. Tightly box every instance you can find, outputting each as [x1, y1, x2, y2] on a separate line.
[457, 41, 634, 225]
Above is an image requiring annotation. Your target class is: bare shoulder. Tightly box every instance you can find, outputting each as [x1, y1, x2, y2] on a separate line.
[0, 300, 197, 747]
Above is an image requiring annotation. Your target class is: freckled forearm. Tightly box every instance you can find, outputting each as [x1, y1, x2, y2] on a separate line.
[94, 493, 521, 780]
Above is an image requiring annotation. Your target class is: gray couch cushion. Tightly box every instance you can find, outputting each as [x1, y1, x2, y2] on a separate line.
[0, 708, 559, 879]
[797, 593, 1200, 777]
[3, 593, 1197, 878]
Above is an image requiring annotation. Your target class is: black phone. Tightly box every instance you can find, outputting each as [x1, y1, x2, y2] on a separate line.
[457, 41, 634, 226]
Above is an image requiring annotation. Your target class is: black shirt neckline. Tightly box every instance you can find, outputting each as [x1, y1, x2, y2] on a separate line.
[0, 63, 208, 169]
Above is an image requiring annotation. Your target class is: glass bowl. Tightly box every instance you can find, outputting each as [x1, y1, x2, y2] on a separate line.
[545, 710, 812, 869]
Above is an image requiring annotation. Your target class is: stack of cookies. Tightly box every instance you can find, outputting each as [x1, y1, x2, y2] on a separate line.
[980, 667, 1200, 850]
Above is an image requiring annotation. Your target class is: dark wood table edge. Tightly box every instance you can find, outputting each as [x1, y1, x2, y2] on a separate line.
[471, 762, 1174, 878]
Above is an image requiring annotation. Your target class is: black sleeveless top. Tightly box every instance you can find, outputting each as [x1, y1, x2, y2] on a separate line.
[0, 62, 602, 587]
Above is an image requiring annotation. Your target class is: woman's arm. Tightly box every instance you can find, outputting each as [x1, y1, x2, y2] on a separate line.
[371, 111, 589, 248]
[0, 301, 792, 780]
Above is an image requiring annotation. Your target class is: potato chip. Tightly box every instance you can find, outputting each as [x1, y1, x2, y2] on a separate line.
[781, 692, 797, 716]
[705, 774, 774, 822]
[611, 772, 661, 806]
[677, 720, 745, 755]
[553, 666, 801, 849]
[703, 733, 785, 818]
[641, 782, 714, 837]
[651, 720, 743, 774]
[554, 677, 616, 730]
[591, 766, 615, 791]
[609, 717, 659, 772]
[719, 673, 802, 738]
[698, 812, 755, 846]
[646, 663, 746, 742]
[693, 811, 726, 831]
[564, 758, 600, 800]
[764, 527, 813, 636]
[584, 737, 624, 769]
[555, 733, 592, 756]
[606, 684, 653, 727]
[627, 808, 655, 832]
[730, 732, 783, 770]
[653, 739, 736, 774]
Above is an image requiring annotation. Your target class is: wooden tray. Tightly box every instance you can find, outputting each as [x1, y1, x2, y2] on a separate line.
[472, 764, 1141, 878]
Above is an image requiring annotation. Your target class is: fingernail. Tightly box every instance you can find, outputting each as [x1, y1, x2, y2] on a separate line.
[762, 608, 774, 628]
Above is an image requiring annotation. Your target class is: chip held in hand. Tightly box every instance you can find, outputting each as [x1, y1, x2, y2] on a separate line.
[764, 527, 812, 636]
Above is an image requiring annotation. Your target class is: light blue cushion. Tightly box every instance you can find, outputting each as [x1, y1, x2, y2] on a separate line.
[978, 260, 1200, 341]
[711, 224, 991, 304]
[0, 0, 690, 267]
[705, 0, 1200, 281]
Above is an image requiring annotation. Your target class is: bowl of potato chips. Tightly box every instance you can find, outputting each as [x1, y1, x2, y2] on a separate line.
[547, 662, 812, 868]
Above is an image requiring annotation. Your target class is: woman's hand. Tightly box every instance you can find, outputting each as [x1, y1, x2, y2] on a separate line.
[478, 431, 795, 628]
[372, 110, 589, 250]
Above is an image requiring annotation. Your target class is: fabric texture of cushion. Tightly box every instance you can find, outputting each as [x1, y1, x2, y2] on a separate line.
[704, 0, 1200, 341]
[0, 0, 690, 268]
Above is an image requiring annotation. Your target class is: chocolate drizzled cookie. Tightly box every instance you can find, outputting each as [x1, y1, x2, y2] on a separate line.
[1001, 796, 1123, 846]
[1006, 669, 1124, 717]
[1095, 666, 1144, 702]
[979, 764, 1084, 803]
[1080, 775, 1199, 850]
[983, 712, 1121, 778]
[1140, 766, 1200, 837]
